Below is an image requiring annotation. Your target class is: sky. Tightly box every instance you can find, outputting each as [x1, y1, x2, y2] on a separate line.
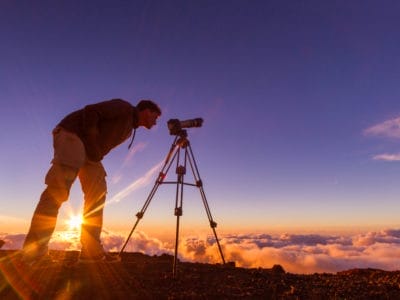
[1, 0, 400, 273]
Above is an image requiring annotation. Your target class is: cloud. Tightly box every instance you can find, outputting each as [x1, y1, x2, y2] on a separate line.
[364, 116, 400, 139]
[372, 153, 400, 161]
[116, 231, 172, 255]
[364, 117, 400, 161]
[0, 233, 25, 250]
[2, 229, 400, 274]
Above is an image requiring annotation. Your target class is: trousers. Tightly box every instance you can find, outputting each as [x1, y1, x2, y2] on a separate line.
[23, 127, 107, 257]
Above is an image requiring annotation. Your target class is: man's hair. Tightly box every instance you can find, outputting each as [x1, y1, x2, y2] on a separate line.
[137, 99, 162, 115]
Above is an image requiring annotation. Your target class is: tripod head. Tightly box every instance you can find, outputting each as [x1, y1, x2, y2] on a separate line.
[174, 129, 188, 139]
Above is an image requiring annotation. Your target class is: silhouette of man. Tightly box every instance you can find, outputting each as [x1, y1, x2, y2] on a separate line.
[22, 99, 161, 265]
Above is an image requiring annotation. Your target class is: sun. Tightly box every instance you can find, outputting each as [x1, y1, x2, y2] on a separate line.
[67, 214, 83, 231]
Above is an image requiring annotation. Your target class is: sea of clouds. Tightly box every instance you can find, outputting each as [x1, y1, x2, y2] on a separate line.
[2, 229, 400, 274]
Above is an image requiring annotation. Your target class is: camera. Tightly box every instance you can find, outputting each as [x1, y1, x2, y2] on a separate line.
[167, 118, 203, 135]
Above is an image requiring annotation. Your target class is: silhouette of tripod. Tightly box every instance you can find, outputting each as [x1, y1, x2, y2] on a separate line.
[119, 129, 226, 277]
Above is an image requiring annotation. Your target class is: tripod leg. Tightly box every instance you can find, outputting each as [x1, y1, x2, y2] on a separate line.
[186, 144, 226, 264]
[119, 138, 180, 257]
[118, 178, 160, 256]
[173, 148, 185, 277]
[173, 204, 182, 277]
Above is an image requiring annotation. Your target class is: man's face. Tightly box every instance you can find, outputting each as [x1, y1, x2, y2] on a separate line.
[142, 109, 160, 129]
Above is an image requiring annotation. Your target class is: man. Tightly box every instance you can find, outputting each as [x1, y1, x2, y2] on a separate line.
[22, 99, 161, 265]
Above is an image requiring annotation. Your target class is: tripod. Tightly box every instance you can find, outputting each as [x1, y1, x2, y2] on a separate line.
[119, 129, 226, 277]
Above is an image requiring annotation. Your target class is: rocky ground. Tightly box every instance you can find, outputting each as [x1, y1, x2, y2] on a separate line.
[1, 250, 400, 299]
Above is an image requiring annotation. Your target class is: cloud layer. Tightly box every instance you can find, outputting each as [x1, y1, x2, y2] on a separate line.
[2, 229, 400, 274]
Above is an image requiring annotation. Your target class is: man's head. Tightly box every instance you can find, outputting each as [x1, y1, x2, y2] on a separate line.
[137, 99, 162, 129]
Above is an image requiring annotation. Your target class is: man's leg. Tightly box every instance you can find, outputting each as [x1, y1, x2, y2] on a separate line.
[23, 164, 78, 260]
[23, 127, 85, 262]
[79, 161, 107, 258]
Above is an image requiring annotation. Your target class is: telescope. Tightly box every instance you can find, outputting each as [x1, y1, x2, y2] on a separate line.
[167, 118, 203, 135]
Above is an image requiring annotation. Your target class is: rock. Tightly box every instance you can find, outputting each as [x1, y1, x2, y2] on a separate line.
[271, 264, 286, 274]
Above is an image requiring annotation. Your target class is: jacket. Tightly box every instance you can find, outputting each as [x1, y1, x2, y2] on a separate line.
[57, 99, 139, 161]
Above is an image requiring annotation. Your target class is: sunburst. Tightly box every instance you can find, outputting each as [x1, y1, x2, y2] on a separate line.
[67, 214, 83, 231]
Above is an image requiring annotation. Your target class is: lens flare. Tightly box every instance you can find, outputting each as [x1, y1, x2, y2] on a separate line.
[66, 214, 83, 231]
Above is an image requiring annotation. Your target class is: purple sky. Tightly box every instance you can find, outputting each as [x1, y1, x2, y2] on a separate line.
[1, 1, 400, 238]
